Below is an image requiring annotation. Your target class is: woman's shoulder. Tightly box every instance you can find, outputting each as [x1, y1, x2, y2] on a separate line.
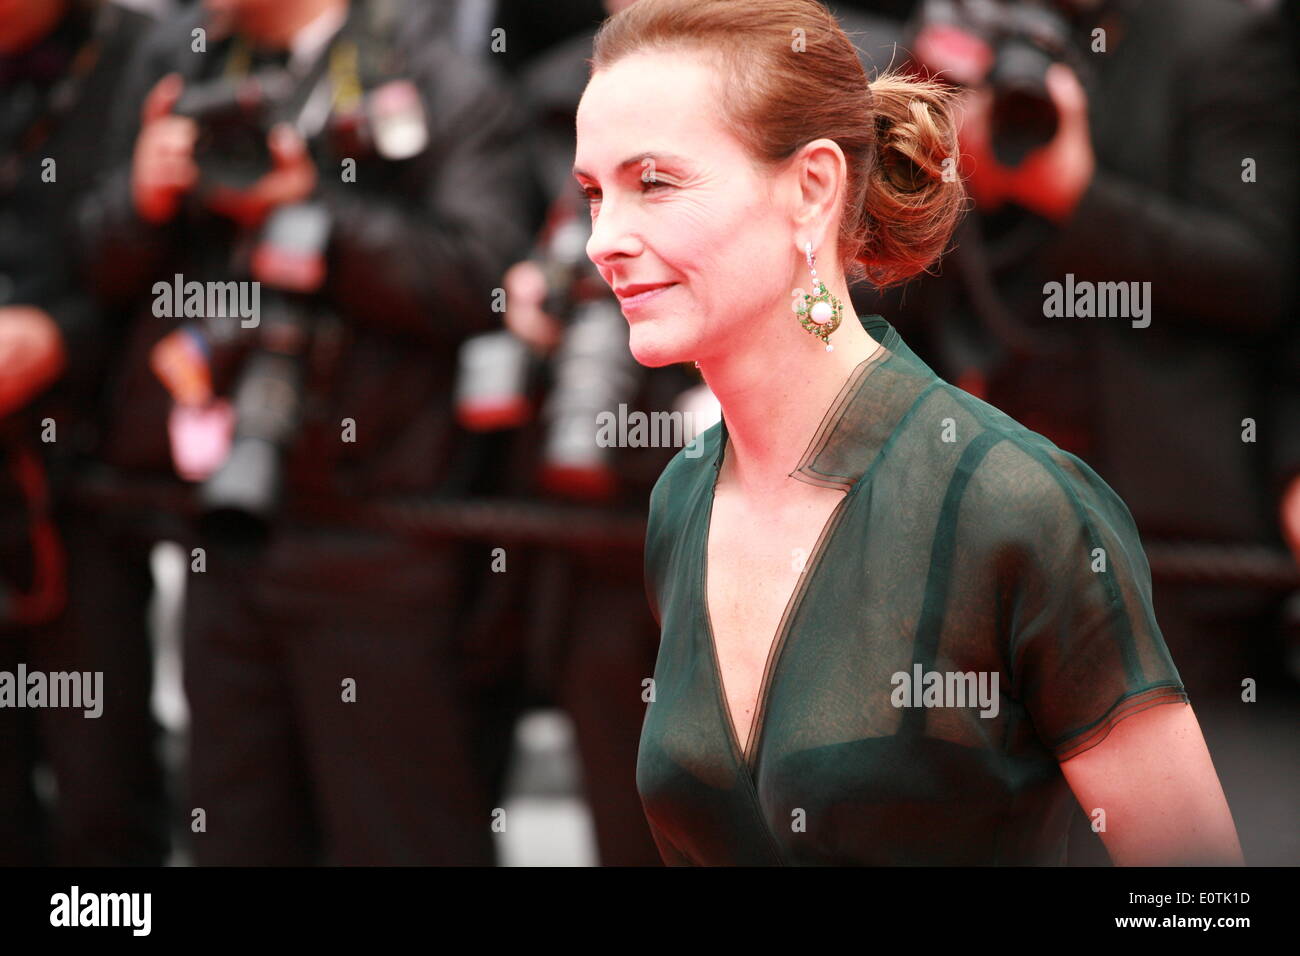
[648, 419, 722, 495]
[927, 386, 1143, 554]
[641, 423, 721, 607]
[643, 419, 721, 542]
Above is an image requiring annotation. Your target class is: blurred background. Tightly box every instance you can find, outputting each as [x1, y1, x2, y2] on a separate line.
[0, 0, 1296, 866]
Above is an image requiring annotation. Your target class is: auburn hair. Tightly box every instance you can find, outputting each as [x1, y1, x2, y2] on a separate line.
[590, 0, 968, 289]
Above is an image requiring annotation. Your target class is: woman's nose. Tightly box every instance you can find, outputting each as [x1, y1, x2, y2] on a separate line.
[585, 197, 641, 269]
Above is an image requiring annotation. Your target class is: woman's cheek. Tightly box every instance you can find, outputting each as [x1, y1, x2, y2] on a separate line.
[658, 196, 725, 252]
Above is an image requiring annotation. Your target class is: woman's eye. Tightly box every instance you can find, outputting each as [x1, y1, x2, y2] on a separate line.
[576, 179, 671, 212]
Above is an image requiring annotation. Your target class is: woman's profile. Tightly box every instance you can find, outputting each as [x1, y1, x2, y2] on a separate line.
[572, 0, 1243, 866]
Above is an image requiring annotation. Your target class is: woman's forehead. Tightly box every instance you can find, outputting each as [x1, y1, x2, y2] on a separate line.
[575, 52, 731, 174]
[583, 47, 715, 104]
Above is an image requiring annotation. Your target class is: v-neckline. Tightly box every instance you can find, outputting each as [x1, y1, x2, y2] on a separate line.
[701, 472, 852, 770]
[698, 344, 889, 771]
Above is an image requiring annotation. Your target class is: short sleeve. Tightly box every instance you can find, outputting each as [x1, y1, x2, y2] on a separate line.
[998, 450, 1189, 762]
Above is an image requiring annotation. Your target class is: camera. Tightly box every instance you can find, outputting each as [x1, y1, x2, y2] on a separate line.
[909, 0, 1078, 166]
[173, 71, 297, 191]
[196, 202, 332, 549]
[456, 192, 643, 502]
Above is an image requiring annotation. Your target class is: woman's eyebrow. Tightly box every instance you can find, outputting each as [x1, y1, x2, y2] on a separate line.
[572, 151, 689, 180]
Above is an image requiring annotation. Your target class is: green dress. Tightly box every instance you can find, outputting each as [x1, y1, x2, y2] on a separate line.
[637, 313, 1189, 865]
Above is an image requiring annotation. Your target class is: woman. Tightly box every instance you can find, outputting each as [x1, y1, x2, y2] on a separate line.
[572, 0, 1243, 865]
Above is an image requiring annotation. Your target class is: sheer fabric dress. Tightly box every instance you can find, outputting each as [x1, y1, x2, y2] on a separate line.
[637, 314, 1188, 865]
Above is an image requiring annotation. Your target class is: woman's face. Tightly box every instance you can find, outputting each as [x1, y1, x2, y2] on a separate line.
[574, 49, 797, 368]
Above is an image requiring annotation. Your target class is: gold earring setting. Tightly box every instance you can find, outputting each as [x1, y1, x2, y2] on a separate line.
[793, 241, 842, 352]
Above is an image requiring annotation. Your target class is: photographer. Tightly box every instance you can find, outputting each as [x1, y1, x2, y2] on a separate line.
[0, 0, 163, 866]
[77, 0, 536, 864]
[850, 0, 1298, 863]
[858, 0, 1298, 690]
[447, 0, 696, 867]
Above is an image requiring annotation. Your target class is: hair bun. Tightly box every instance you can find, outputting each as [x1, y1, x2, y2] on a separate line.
[855, 72, 968, 289]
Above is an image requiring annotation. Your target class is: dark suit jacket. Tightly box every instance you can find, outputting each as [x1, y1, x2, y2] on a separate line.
[858, 0, 1299, 550]
[74, 0, 537, 505]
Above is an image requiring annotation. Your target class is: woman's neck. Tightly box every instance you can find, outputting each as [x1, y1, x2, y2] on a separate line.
[697, 285, 883, 496]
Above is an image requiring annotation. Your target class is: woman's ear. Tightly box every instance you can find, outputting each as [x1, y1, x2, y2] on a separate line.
[790, 137, 846, 241]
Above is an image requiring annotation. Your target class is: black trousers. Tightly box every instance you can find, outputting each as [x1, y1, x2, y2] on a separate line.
[0, 503, 170, 866]
[183, 522, 493, 865]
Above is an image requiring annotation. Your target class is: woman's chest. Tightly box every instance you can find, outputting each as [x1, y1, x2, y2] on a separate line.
[704, 481, 848, 755]
[649, 468, 1020, 776]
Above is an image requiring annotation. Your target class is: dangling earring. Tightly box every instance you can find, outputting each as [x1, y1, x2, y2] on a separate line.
[792, 241, 843, 352]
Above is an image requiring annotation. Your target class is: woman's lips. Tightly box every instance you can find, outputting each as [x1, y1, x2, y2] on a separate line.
[618, 283, 677, 311]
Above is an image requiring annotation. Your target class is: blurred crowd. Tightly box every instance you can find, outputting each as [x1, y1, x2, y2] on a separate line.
[0, 0, 1296, 866]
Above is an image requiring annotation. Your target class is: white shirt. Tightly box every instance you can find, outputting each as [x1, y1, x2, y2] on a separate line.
[287, 2, 349, 76]
[283, 3, 350, 136]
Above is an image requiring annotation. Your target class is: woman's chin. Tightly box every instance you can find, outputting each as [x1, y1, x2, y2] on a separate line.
[626, 327, 688, 369]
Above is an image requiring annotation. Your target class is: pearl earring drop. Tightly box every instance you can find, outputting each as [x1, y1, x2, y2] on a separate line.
[792, 241, 843, 351]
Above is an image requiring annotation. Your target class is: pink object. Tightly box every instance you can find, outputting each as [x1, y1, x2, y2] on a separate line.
[168, 400, 236, 482]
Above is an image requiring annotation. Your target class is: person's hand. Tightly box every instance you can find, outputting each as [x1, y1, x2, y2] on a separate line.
[503, 259, 563, 352]
[132, 73, 199, 224]
[204, 123, 318, 228]
[955, 62, 1096, 223]
[1281, 474, 1300, 569]
[150, 327, 212, 407]
[0, 306, 66, 417]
